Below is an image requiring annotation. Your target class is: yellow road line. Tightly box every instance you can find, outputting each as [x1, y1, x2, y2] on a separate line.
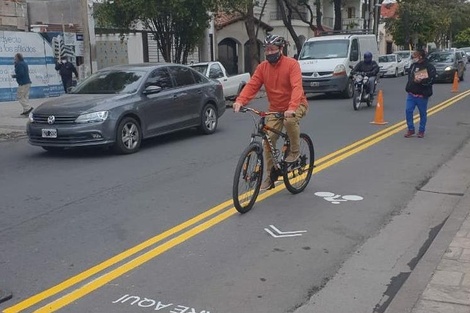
[5, 89, 470, 313]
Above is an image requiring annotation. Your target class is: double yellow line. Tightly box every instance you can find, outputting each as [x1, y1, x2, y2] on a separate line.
[5, 89, 470, 313]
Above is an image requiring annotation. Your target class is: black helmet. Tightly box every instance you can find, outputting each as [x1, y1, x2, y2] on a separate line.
[264, 34, 286, 47]
[364, 51, 373, 63]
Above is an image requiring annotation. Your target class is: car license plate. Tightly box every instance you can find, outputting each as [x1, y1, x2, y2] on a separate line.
[310, 82, 319, 87]
[42, 129, 57, 138]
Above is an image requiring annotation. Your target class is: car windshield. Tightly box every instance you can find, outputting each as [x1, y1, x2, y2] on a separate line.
[428, 52, 454, 63]
[396, 52, 410, 59]
[72, 70, 146, 94]
[379, 55, 396, 62]
[298, 40, 350, 60]
[190, 64, 208, 75]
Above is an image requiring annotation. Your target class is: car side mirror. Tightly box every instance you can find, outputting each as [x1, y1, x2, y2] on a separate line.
[143, 85, 162, 95]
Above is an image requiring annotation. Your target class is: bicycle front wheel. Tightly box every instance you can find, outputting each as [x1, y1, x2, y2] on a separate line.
[233, 143, 264, 214]
[283, 133, 314, 194]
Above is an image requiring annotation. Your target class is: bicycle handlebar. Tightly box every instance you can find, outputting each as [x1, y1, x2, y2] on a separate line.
[239, 107, 294, 118]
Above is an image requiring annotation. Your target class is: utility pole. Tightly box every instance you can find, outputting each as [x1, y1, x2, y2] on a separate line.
[80, 0, 91, 78]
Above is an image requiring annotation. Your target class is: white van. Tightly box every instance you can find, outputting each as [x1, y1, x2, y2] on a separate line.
[298, 33, 379, 98]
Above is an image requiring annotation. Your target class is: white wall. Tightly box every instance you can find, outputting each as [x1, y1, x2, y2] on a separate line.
[95, 33, 144, 69]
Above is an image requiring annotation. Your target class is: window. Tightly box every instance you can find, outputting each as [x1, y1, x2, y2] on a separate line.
[192, 70, 208, 84]
[299, 40, 350, 60]
[145, 68, 173, 90]
[347, 7, 355, 18]
[168, 66, 196, 87]
[208, 64, 224, 79]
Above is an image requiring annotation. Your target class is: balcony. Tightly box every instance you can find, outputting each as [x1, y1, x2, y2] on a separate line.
[342, 18, 364, 30]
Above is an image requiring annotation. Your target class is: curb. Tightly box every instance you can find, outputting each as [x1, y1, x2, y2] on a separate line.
[384, 187, 470, 313]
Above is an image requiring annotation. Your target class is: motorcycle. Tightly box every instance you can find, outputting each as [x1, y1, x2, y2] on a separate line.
[351, 72, 376, 111]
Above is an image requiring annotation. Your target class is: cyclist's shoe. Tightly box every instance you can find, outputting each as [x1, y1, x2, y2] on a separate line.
[417, 131, 425, 138]
[260, 178, 273, 190]
[285, 152, 300, 163]
[404, 130, 415, 138]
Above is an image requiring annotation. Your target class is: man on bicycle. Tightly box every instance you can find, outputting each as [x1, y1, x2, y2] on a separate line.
[350, 51, 380, 98]
[233, 34, 308, 190]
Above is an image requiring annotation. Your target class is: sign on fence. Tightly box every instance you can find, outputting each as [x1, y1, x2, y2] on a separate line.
[0, 31, 63, 102]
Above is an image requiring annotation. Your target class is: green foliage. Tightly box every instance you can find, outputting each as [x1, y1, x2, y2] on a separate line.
[454, 28, 470, 47]
[385, 0, 470, 49]
[94, 0, 216, 63]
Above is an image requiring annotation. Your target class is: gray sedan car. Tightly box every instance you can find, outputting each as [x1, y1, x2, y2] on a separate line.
[27, 63, 226, 154]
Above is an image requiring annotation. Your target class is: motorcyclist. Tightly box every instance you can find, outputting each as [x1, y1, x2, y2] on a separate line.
[351, 51, 380, 99]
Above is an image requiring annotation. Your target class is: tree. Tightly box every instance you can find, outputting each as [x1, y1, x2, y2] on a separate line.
[385, 0, 470, 49]
[333, 0, 342, 30]
[454, 28, 470, 47]
[278, 0, 324, 55]
[94, 0, 215, 64]
[216, 0, 265, 73]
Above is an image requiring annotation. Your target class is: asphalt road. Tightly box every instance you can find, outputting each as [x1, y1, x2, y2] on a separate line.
[1, 75, 470, 313]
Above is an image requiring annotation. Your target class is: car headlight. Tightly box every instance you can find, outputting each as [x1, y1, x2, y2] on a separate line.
[445, 66, 454, 71]
[28, 111, 34, 123]
[75, 111, 109, 123]
[333, 64, 346, 76]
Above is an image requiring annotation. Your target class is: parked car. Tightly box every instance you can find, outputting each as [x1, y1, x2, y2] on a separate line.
[378, 54, 405, 77]
[27, 63, 226, 154]
[395, 50, 413, 73]
[190, 61, 250, 100]
[456, 49, 468, 66]
[460, 47, 470, 59]
[427, 50, 465, 82]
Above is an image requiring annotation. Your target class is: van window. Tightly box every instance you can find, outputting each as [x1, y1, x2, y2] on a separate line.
[299, 40, 350, 60]
[350, 39, 359, 61]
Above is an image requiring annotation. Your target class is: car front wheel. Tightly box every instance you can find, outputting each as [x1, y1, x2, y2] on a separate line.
[199, 103, 218, 135]
[342, 78, 354, 98]
[113, 116, 142, 154]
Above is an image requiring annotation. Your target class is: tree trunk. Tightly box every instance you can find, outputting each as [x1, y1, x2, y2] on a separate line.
[278, 0, 302, 55]
[333, 0, 342, 30]
[245, 5, 259, 74]
[315, 0, 323, 32]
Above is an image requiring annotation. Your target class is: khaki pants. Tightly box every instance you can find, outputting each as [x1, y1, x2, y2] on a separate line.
[263, 103, 308, 174]
[17, 83, 32, 111]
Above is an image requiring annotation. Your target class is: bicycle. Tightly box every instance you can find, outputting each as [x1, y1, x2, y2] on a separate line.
[232, 106, 315, 214]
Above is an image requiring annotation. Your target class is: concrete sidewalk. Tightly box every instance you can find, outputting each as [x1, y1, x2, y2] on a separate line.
[0, 98, 47, 139]
[385, 139, 470, 313]
[1, 98, 469, 313]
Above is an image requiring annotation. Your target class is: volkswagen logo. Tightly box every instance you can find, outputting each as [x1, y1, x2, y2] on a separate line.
[313, 72, 319, 77]
[47, 115, 56, 125]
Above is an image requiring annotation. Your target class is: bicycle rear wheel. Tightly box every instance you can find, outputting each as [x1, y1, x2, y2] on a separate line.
[233, 143, 264, 213]
[283, 133, 314, 194]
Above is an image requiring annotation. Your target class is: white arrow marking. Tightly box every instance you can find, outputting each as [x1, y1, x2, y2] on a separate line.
[264, 225, 307, 238]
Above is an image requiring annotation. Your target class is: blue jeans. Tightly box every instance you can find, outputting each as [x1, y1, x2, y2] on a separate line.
[368, 76, 376, 94]
[405, 93, 428, 133]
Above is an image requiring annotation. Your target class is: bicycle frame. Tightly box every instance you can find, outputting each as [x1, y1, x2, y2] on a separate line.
[245, 108, 290, 171]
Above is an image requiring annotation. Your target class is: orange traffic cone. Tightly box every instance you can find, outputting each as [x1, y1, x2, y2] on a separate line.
[451, 71, 459, 93]
[370, 90, 388, 125]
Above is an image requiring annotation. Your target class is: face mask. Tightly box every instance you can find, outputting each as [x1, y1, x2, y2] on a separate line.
[266, 51, 281, 64]
[61, 59, 67, 64]
[412, 57, 419, 63]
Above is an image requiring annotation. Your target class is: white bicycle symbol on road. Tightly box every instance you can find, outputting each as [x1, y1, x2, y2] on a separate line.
[314, 192, 364, 204]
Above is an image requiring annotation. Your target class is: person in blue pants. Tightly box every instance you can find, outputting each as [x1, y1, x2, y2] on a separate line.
[404, 49, 436, 138]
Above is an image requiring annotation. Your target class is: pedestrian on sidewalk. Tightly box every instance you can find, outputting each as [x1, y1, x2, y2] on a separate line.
[404, 48, 436, 138]
[55, 56, 78, 93]
[11, 53, 33, 116]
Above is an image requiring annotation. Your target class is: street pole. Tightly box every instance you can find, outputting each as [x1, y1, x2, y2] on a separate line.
[80, 0, 91, 78]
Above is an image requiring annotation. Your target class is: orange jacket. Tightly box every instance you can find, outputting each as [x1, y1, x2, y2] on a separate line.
[235, 55, 308, 112]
